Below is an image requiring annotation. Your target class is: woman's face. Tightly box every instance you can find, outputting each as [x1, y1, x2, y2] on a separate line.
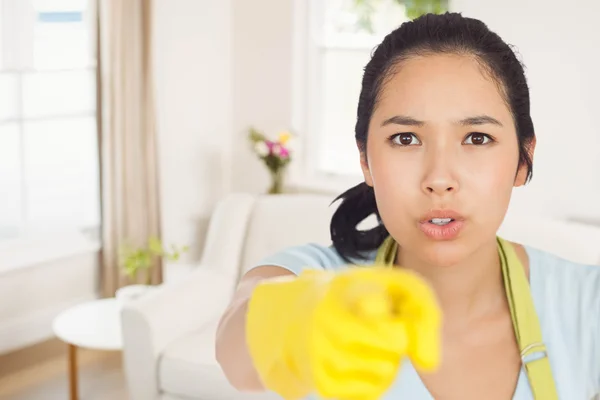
[361, 53, 533, 267]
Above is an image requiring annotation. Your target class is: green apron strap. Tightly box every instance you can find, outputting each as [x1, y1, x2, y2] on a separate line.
[375, 236, 558, 399]
[497, 237, 558, 399]
[375, 235, 397, 265]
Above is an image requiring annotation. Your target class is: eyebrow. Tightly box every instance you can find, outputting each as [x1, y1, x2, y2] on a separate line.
[380, 114, 504, 128]
[381, 115, 425, 127]
[459, 115, 503, 127]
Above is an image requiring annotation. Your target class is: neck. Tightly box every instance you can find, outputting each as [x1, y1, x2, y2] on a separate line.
[396, 239, 505, 324]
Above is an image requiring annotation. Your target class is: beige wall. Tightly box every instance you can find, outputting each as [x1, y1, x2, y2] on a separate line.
[230, 0, 295, 195]
[153, 0, 297, 269]
[153, 0, 234, 266]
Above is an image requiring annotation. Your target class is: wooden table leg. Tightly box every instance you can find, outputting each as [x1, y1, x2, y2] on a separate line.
[68, 344, 78, 400]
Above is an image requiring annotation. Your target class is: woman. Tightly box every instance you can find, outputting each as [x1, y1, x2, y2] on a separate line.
[216, 12, 600, 400]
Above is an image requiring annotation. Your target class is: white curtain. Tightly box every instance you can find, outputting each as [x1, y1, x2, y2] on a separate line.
[97, 0, 162, 297]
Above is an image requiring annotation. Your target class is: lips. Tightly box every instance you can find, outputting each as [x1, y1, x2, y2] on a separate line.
[418, 210, 465, 240]
[419, 210, 465, 223]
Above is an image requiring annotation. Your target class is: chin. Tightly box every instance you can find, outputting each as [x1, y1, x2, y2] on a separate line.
[418, 240, 472, 268]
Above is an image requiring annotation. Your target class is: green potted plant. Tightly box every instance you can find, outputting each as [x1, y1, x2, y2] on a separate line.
[116, 236, 188, 302]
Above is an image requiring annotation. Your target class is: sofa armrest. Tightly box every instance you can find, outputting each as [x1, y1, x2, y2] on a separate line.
[121, 267, 235, 400]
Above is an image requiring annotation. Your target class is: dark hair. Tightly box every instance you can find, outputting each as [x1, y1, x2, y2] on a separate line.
[330, 12, 535, 262]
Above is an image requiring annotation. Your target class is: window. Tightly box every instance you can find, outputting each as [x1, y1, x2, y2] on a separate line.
[294, 0, 446, 183]
[0, 0, 99, 241]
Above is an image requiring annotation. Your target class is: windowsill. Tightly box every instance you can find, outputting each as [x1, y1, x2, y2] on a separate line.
[0, 230, 101, 272]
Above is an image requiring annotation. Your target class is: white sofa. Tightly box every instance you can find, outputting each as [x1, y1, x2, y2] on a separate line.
[121, 193, 334, 400]
[121, 192, 600, 400]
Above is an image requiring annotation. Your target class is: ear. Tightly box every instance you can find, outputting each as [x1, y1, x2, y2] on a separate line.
[360, 150, 374, 187]
[515, 136, 536, 187]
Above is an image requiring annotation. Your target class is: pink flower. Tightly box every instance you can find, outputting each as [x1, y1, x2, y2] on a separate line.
[265, 140, 275, 153]
[278, 146, 289, 158]
[263, 140, 290, 158]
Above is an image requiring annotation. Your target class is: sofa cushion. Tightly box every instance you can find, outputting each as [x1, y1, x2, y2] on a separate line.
[498, 212, 600, 265]
[240, 194, 335, 274]
[158, 319, 282, 400]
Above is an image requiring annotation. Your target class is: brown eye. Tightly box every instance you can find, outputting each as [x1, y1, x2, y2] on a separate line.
[392, 133, 421, 146]
[465, 133, 491, 145]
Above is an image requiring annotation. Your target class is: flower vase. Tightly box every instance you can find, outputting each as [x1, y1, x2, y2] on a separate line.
[268, 168, 285, 194]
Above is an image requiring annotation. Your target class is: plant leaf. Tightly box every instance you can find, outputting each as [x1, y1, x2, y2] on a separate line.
[148, 236, 164, 256]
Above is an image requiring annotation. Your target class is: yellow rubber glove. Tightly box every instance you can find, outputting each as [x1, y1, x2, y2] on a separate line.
[246, 266, 442, 400]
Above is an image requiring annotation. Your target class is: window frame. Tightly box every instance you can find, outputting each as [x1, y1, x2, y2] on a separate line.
[0, 0, 100, 265]
[289, 0, 401, 193]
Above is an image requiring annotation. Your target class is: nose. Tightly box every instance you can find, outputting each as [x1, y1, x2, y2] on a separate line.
[421, 153, 459, 196]
[423, 179, 457, 195]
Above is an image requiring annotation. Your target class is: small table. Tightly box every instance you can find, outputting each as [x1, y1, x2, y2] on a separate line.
[52, 298, 123, 400]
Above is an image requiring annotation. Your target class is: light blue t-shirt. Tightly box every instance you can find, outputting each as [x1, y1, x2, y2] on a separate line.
[252, 243, 600, 399]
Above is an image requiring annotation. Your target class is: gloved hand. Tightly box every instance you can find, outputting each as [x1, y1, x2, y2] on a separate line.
[246, 266, 442, 400]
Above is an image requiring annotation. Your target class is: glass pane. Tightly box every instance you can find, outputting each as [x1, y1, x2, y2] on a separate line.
[0, 124, 23, 240]
[23, 116, 100, 231]
[316, 48, 368, 176]
[31, 0, 95, 69]
[0, 74, 20, 121]
[0, 3, 3, 69]
[22, 69, 96, 118]
[322, 0, 408, 47]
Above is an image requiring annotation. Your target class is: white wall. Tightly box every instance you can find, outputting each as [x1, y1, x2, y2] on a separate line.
[230, 0, 295, 194]
[0, 231, 99, 354]
[0, 251, 98, 354]
[153, 0, 297, 272]
[153, 0, 234, 268]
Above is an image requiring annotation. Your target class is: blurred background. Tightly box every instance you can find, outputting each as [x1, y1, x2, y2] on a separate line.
[0, 0, 599, 399]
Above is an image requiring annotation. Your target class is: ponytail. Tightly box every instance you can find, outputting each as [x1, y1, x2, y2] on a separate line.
[330, 182, 389, 263]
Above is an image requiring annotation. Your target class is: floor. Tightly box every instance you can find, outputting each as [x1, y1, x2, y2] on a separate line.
[0, 341, 128, 400]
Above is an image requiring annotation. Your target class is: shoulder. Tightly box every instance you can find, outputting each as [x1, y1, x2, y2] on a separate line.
[526, 244, 600, 320]
[248, 243, 378, 276]
[526, 245, 600, 304]
[525, 245, 600, 393]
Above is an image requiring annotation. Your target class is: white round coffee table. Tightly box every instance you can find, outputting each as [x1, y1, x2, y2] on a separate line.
[52, 298, 122, 400]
